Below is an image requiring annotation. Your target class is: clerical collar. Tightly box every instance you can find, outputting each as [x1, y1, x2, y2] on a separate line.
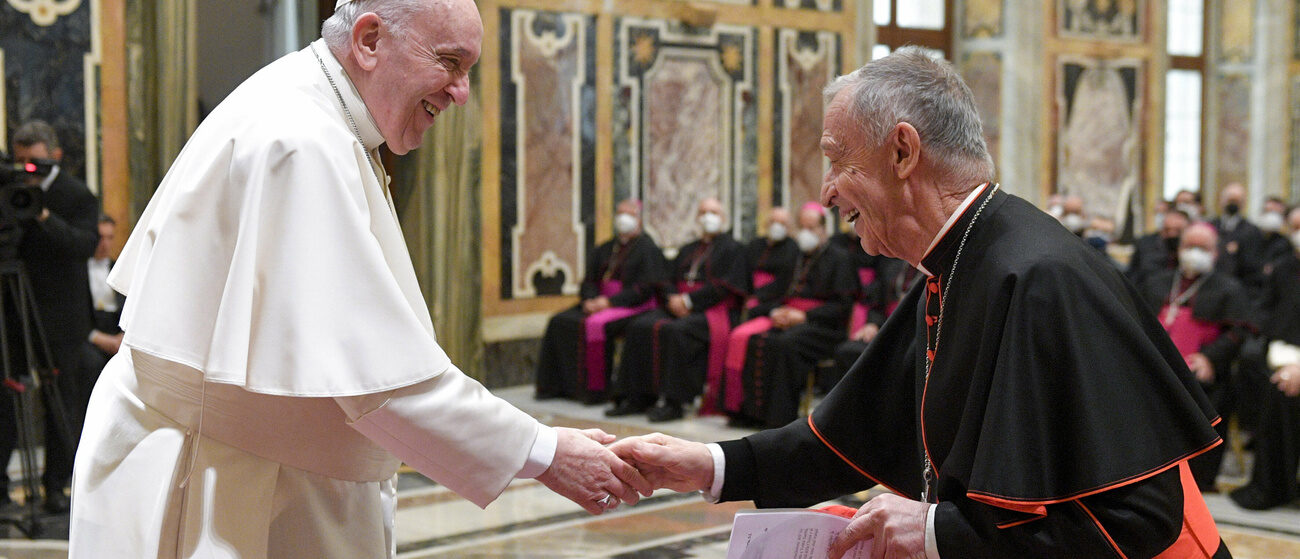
[918, 183, 992, 277]
[39, 164, 60, 192]
[309, 39, 385, 152]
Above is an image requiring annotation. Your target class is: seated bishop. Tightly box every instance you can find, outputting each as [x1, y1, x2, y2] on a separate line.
[605, 197, 749, 422]
[535, 199, 666, 404]
[725, 203, 856, 428]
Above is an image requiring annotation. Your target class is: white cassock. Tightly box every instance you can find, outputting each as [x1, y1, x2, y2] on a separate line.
[69, 40, 554, 558]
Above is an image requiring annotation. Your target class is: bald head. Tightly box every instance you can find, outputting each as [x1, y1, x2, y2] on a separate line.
[768, 207, 791, 228]
[1181, 223, 1219, 255]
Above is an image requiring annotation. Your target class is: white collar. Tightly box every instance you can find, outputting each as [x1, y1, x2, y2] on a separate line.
[39, 165, 60, 192]
[310, 39, 385, 152]
[917, 183, 990, 277]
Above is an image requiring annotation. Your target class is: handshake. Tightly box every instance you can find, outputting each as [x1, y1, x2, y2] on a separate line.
[534, 429, 714, 514]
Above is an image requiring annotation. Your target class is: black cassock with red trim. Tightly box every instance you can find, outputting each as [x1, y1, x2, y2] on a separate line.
[718, 187, 1231, 558]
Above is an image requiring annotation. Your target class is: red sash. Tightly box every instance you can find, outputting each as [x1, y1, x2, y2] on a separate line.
[716, 297, 825, 413]
[1158, 304, 1223, 367]
[583, 280, 656, 391]
[848, 268, 877, 334]
[745, 270, 777, 309]
[681, 281, 737, 415]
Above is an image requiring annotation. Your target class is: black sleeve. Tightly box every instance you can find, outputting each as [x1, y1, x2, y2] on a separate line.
[718, 420, 874, 507]
[610, 237, 668, 307]
[580, 244, 606, 300]
[24, 188, 98, 260]
[689, 240, 748, 311]
[1198, 279, 1255, 366]
[934, 467, 1185, 558]
[805, 251, 856, 329]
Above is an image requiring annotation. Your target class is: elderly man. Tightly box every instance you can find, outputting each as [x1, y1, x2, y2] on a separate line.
[723, 202, 855, 427]
[1138, 223, 1254, 491]
[613, 47, 1228, 558]
[534, 199, 666, 403]
[1230, 209, 1300, 510]
[69, 2, 650, 557]
[1128, 206, 1191, 286]
[605, 197, 748, 422]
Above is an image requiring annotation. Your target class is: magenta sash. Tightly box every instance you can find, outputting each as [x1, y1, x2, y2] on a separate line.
[1159, 304, 1223, 368]
[678, 281, 736, 416]
[717, 297, 825, 413]
[746, 270, 777, 309]
[583, 280, 655, 391]
[848, 268, 878, 334]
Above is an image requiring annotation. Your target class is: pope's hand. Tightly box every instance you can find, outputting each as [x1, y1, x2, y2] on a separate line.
[608, 432, 713, 493]
[537, 428, 654, 515]
[829, 493, 928, 559]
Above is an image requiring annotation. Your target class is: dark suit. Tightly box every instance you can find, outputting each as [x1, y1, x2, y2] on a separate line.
[1, 168, 99, 496]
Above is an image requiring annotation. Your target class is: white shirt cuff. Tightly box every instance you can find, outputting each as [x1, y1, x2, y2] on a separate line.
[925, 503, 941, 559]
[701, 442, 725, 503]
[516, 424, 557, 479]
[682, 293, 694, 311]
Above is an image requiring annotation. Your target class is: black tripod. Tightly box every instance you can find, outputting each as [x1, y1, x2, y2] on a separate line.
[0, 256, 75, 538]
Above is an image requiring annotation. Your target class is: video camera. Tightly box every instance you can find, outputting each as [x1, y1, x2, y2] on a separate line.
[0, 152, 49, 225]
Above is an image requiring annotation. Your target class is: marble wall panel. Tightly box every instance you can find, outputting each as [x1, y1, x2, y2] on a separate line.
[962, 0, 1004, 39]
[1221, 0, 1254, 64]
[778, 0, 842, 11]
[774, 29, 837, 210]
[1, 0, 96, 188]
[500, 9, 596, 300]
[1056, 56, 1143, 230]
[1058, 0, 1143, 42]
[960, 51, 1002, 175]
[616, 19, 756, 255]
[1292, 76, 1300, 201]
[1215, 73, 1251, 191]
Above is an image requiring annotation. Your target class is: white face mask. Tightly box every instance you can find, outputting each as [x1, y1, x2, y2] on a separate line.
[614, 213, 639, 235]
[1061, 213, 1088, 234]
[795, 228, 821, 253]
[699, 212, 724, 235]
[1047, 205, 1064, 219]
[767, 222, 788, 242]
[1179, 247, 1215, 276]
[1257, 212, 1285, 233]
[1291, 230, 1300, 252]
[1176, 203, 1201, 222]
[1153, 212, 1165, 232]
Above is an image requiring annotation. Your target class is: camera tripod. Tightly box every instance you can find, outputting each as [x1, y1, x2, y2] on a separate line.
[0, 258, 76, 538]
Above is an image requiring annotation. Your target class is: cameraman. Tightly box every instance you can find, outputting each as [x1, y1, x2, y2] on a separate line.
[4, 120, 99, 513]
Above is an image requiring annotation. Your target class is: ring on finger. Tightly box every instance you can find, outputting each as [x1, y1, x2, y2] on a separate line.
[596, 494, 619, 509]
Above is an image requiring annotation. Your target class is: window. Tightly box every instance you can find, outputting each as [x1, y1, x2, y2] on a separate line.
[1164, 0, 1207, 200]
[873, 0, 954, 60]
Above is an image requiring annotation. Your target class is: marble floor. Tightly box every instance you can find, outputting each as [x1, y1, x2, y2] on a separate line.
[0, 385, 1297, 558]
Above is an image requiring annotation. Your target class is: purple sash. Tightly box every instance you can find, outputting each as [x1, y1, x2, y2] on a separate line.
[717, 297, 824, 413]
[679, 281, 736, 416]
[583, 280, 655, 392]
[745, 270, 777, 309]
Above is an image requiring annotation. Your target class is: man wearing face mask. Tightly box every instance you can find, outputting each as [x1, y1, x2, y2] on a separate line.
[1057, 194, 1089, 237]
[1257, 196, 1291, 270]
[1210, 183, 1265, 293]
[606, 197, 749, 422]
[1230, 206, 1300, 510]
[535, 199, 667, 404]
[1138, 223, 1255, 491]
[1127, 207, 1190, 287]
[724, 203, 856, 428]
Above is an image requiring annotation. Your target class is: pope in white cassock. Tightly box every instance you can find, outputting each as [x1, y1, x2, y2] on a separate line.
[67, 1, 652, 557]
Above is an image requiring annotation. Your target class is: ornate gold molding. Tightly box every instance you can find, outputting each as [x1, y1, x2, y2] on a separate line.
[6, 0, 81, 26]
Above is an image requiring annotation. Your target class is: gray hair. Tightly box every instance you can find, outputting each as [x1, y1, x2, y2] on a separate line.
[321, 0, 428, 50]
[12, 120, 60, 151]
[824, 46, 994, 183]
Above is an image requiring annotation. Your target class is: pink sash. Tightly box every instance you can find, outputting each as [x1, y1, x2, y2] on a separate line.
[681, 281, 737, 416]
[1158, 304, 1223, 368]
[583, 280, 656, 391]
[745, 270, 777, 309]
[716, 297, 824, 413]
[848, 268, 877, 335]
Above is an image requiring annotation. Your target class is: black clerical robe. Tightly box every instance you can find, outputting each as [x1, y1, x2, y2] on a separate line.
[1127, 231, 1179, 287]
[1210, 215, 1265, 292]
[717, 186, 1229, 558]
[732, 243, 856, 427]
[534, 233, 667, 401]
[612, 234, 748, 407]
[831, 258, 920, 390]
[743, 237, 799, 314]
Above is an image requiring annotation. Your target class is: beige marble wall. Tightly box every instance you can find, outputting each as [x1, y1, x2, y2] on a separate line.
[777, 29, 838, 209]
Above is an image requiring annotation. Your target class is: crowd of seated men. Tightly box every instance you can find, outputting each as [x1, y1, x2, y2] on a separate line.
[1054, 184, 1300, 512]
[534, 197, 920, 430]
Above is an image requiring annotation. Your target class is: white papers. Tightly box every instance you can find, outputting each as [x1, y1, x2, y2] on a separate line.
[727, 509, 871, 559]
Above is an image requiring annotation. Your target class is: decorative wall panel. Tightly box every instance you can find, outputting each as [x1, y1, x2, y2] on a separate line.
[1058, 0, 1143, 42]
[1056, 56, 1142, 229]
[962, 0, 1003, 39]
[1215, 73, 1251, 190]
[500, 9, 595, 299]
[778, 0, 842, 11]
[1, 0, 98, 190]
[960, 51, 1002, 174]
[774, 29, 838, 209]
[1221, 0, 1254, 64]
[614, 18, 757, 254]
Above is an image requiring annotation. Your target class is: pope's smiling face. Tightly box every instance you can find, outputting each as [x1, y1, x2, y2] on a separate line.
[364, 0, 481, 155]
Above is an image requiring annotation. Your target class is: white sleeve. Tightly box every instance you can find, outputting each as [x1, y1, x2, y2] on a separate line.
[517, 425, 557, 479]
[925, 504, 941, 559]
[700, 443, 726, 503]
[336, 366, 542, 508]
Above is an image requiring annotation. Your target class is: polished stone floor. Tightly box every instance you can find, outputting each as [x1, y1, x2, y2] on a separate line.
[0, 385, 1297, 558]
